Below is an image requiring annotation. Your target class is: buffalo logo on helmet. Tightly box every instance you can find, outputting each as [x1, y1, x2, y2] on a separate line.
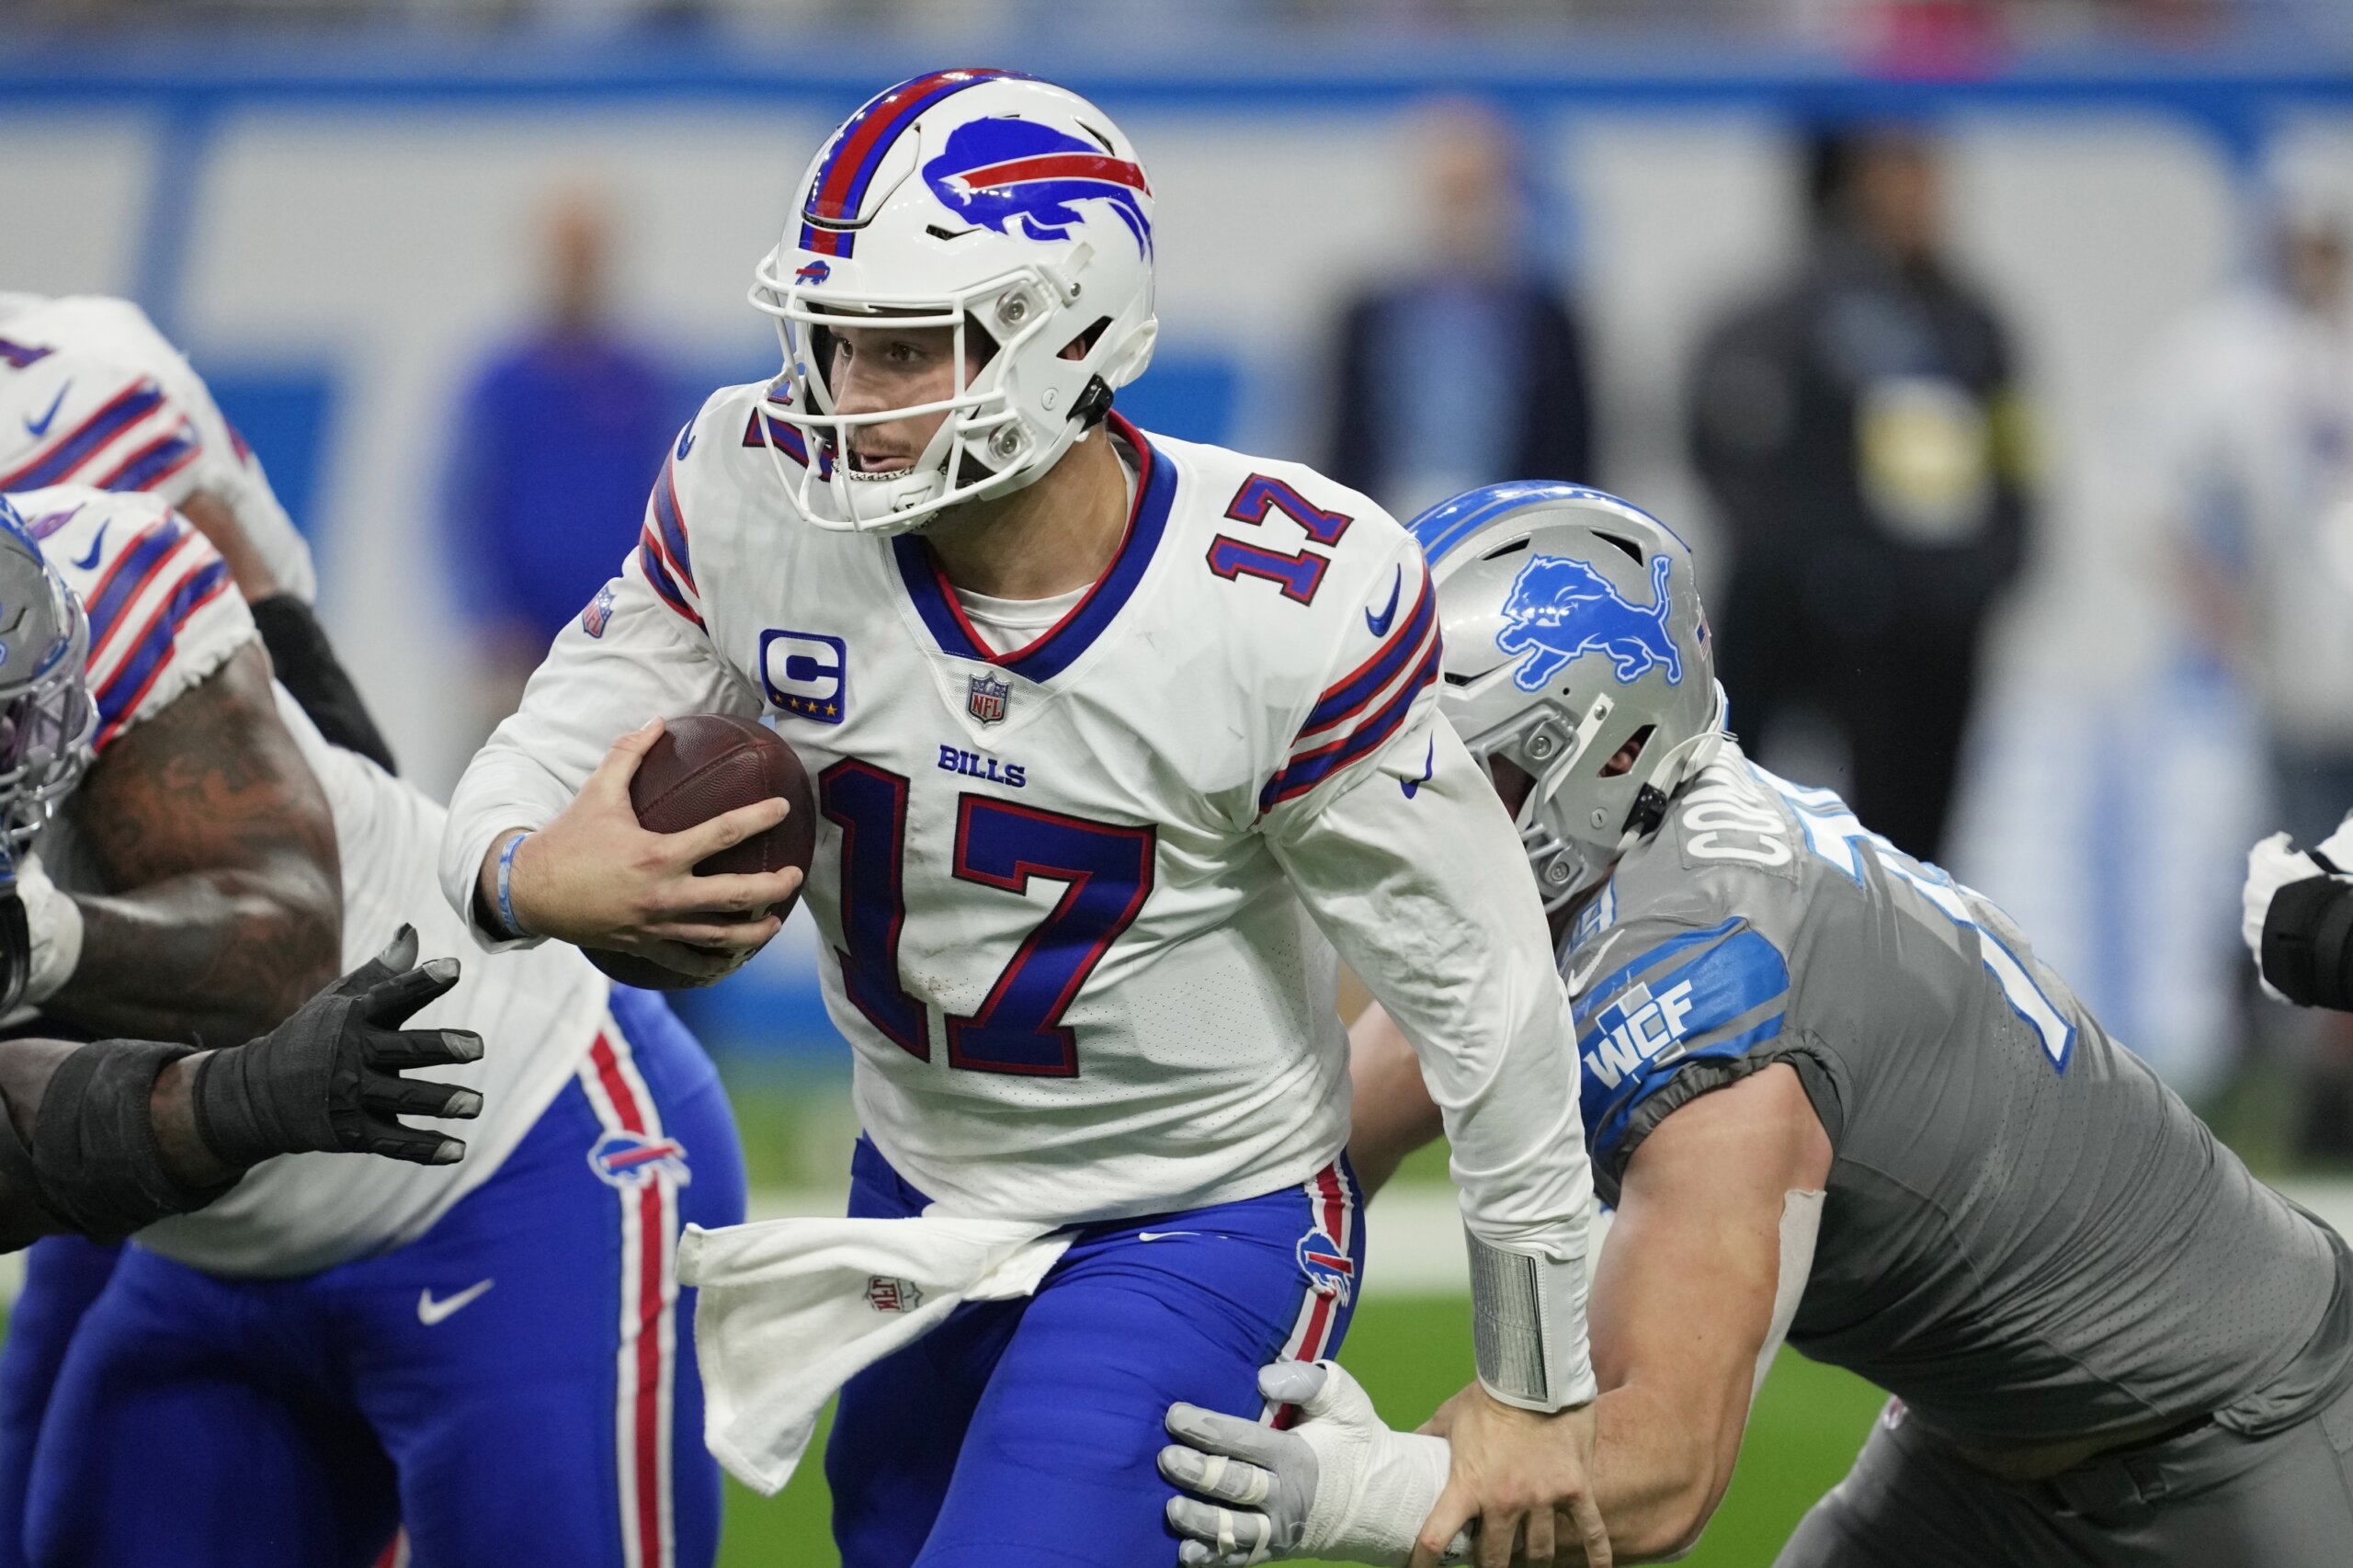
[794, 259, 832, 286]
[966, 672, 1010, 725]
[1496, 553, 1682, 693]
[587, 1130, 691, 1191]
[1295, 1225, 1356, 1306]
[922, 118, 1152, 255]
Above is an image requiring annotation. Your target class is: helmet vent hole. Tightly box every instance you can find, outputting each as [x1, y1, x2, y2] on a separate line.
[1480, 538, 1530, 561]
[1601, 725, 1655, 778]
[926, 224, 974, 242]
[1592, 531, 1643, 564]
[1076, 121, 1117, 154]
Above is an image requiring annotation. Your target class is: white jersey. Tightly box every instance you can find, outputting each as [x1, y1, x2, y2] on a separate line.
[444, 387, 1592, 1269]
[9, 483, 606, 1277]
[0, 293, 316, 604]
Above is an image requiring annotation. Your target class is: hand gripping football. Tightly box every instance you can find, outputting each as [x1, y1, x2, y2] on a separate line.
[586, 714, 815, 991]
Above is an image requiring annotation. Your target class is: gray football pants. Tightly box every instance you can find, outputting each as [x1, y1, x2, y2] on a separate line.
[1774, 1389, 2353, 1567]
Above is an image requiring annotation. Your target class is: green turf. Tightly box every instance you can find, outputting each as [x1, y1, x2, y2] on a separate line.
[717, 1296, 1884, 1566]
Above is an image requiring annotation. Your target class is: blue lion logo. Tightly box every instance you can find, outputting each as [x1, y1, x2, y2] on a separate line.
[1497, 553, 1682, 692]
[922, 118, 1152, 255]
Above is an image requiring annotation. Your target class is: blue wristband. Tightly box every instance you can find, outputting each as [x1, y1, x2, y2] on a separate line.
[494, 831, 530, 940]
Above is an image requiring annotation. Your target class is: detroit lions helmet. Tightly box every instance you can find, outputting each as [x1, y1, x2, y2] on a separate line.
[1413, 483, 1725, 908]
[749, 70, 1159, 535]
[0, 497, 94, 854]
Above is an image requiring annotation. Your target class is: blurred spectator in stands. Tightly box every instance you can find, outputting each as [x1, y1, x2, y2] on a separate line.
[443, 187, 676, 737]
[1687, 125, 2031, 864]
[2125, 149, 2353, 1154]
[2135, 156, 2353, 853]
[1327, 97, 1593, 521]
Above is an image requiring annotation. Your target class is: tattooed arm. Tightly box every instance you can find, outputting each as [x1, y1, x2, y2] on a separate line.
[44, 642, 343, 1046]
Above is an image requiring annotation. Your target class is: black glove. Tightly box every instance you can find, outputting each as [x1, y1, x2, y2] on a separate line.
[193, 926, 484, 1167]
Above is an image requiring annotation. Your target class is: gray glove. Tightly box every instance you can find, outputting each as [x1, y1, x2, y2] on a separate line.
[1161, 1360, 1470, 1568]
[193, 926, 483, 1167]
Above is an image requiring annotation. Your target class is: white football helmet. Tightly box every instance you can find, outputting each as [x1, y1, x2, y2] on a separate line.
[1413, 483, 1726, 908]
[748, 69, 1160, 535]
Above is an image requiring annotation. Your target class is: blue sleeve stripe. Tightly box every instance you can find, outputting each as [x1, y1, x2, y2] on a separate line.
[1574, 925, 1793, 1160]
[97, 424, 200, 493]
[1257, 636, 1438, 812]
[651, 463, 695, 591]
[1588, 1013, 1787, 1154]
[637, 529, 705, 631]
[84, 517, 189, 653]
[1296, 567, 1433, 739]
[1572, 917, 1744, 1028]
[93, 556, 232, 740]
[0, 381, 165, 491]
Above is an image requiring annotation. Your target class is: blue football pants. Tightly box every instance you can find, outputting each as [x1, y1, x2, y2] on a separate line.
[0, 986, 744, 1568]
[825, 1138, 1367, 1568]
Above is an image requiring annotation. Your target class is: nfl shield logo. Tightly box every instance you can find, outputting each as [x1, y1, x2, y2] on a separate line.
[967, 673, 1010, 725]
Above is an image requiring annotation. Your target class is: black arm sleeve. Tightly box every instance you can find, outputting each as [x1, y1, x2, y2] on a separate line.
[247, 595, 398, 775]
[2263, 875, 2353, 1012]
[0, 1039, 234, 1246]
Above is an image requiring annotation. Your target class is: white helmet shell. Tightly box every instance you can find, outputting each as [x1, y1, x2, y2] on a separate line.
[1412, 482, 1726, 908]
[749, 69, 1160, 535]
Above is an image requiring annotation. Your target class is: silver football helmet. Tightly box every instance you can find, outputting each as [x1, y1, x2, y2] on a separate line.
[1413, 482, 1725, 908]
[0, 496, 95, 855]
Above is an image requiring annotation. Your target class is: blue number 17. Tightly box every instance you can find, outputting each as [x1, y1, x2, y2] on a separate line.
[818, 762, 1155, 1077]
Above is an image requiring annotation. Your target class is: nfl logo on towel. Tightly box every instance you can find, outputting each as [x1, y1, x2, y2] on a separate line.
[967, 673, 1010, 725]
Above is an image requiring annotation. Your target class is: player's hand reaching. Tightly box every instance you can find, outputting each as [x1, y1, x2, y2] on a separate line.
[1416, 1385, 1608, 1568]
[498, 719, 802, 983]
[1161, 1359, 1467, 1567]
[193, 924, 484, 1168]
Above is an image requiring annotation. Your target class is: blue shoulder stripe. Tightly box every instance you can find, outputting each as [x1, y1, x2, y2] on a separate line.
[1575, 922, 1791, 1158]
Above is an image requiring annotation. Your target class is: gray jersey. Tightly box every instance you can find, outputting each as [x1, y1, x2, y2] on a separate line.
[1570, 744, 2353, 1445]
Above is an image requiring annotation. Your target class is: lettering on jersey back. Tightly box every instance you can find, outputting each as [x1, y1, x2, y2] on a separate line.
[1754, 763, 2077, 1072]
[1679, 766, 1794, 869]
[761, 629, 848, 724]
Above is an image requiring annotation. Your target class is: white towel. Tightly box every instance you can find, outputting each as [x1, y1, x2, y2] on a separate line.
[677, 1215, 1074, 1494]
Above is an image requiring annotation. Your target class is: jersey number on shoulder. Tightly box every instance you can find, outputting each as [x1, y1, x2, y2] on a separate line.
[1205, 475, 1353, 606]
[819, 760, 1154, 1076]
[1766, 770, 2077, 1072]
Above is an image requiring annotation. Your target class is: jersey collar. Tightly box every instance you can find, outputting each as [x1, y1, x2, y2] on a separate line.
[891, 413, 1174, 684]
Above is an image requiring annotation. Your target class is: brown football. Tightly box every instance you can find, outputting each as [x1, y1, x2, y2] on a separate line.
[585, 714, 816, 992]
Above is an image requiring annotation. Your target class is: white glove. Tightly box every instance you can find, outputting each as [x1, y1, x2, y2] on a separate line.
[1160, 1361, 1468, 1568]
[2245, 830, 2343, 1000]
[16, 853, 83, 1006]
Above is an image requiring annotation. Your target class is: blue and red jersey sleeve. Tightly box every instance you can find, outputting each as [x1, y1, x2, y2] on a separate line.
[26, 491, 253, 752]
[1257, 549, 1441, 820]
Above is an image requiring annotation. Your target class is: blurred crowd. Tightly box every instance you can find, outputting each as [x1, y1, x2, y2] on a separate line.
[4, 0, 2346, 51]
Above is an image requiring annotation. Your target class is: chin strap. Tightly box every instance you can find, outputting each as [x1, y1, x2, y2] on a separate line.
[1068, 374, 1114, 429]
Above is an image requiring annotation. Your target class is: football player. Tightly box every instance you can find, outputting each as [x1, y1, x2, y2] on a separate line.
[0, 292, 393, 773]
[1158, 483, 2353, 1567]
[0, 303, 745, 1566]
[442, 71, 1607, 1568]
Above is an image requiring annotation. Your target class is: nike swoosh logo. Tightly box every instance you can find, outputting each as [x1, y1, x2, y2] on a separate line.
[1400, 737, 1436, 799]
[70, 521, 107, 573]
[24, 382, 68, 439]
[1563, 931, 1625, 997]
[1364, 566, 1403, 638]
[417, 1278, 494, 1325]
[1136, 1231, 1200, 1243]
